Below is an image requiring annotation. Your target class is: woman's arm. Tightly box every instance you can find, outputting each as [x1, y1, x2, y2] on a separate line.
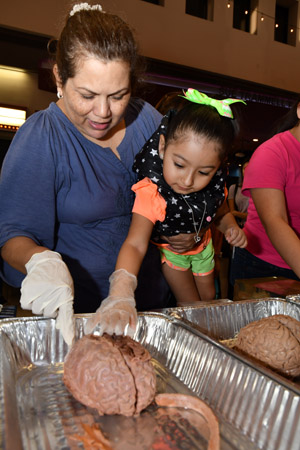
[115, 213, 154, 276]
[85, 212, 154, 337]
[159, 233, 197, 253]
[251, 188, 300, 278]
[1, 237, 49, 274]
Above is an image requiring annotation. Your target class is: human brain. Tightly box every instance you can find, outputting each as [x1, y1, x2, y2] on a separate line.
[63, 333, 157, 416]
[233, 314, 300, 377]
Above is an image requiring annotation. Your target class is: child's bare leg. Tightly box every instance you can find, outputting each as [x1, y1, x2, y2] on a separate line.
[162, 263, 201, 304]
[194, 272, 216, 301]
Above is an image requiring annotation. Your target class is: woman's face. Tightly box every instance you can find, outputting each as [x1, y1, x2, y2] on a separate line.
[54, 58, 131, 143]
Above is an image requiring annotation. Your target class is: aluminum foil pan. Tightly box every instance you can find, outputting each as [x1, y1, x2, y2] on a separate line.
[162, 298, 300, 341]
[0, 312, 297, 449]
[286, 294, 300, 306]
[162, 298, 300, 391]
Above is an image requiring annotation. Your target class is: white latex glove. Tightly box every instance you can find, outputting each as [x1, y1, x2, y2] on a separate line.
[84, 269, 138, 337]
[20, 250, 75, 346]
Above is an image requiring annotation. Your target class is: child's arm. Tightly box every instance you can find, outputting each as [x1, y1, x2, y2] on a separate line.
[84, 213, 155, 337]
[115, 213, 155, 275]
[214, 201, 247, 248]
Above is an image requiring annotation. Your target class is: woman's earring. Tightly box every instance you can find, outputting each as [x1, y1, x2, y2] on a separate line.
[57, 91, 63, 99]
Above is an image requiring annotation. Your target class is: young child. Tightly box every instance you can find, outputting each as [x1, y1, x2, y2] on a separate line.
[85, 89, 247, 336]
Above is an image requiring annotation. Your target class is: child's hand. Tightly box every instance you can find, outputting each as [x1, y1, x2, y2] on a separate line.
[225, 226, 247, 248]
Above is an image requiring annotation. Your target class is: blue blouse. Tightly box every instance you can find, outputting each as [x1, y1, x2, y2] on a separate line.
[0, 99, 170, 312]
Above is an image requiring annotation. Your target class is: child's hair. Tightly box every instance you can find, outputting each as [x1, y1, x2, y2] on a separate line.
[164, 101, 240, 162]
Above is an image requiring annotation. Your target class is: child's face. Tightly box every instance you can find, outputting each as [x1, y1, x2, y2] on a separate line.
[159, 133, 222, 195]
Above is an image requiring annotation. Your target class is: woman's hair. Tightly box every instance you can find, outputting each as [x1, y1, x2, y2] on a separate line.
[269, 95, 300, 136]
[54, 3, 144, 91]
[238, 160, 249, 186]
[164, 101, 240, 162]
[156, 91, 187, 115]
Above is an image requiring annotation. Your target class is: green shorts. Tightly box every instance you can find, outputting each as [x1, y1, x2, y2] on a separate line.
[159, 240, 215, 276]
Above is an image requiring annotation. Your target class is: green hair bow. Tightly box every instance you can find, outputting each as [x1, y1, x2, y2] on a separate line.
[182, 89, 246, 118]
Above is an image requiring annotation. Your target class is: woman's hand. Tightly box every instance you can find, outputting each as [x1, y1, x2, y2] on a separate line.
[21, 250, 75, 346]
[160, 233, 198, 253]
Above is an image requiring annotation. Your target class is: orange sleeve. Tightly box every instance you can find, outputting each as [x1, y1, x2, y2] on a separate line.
[224, 186, 228, 200]
[132, 178, 167, 224]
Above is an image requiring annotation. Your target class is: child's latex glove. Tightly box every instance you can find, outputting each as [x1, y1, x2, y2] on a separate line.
[20, 250, 75, 346]
[84, 269, 138, 337]
[225, 226, 248, 248]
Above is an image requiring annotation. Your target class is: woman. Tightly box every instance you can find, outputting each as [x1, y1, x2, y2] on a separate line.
[230, 96, 300, 290]
[0, 2, 173, 345]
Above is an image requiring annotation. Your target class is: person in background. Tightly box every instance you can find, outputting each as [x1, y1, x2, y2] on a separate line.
[0, 2, 175, 345]
[85, 90, 247, 335]
[228, 161, 249, 228]
[230, 96, 300, 290]
[227, 160, 249, 297]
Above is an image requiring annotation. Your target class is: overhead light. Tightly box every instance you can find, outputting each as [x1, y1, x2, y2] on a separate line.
[0, 65, 28, 73]
[253, 138, 259, 142]
[0, 106, 26, 131]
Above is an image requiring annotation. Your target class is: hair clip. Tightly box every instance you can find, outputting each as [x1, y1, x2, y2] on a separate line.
[69, 3, 103, 17]
[182, 89, 246, 118]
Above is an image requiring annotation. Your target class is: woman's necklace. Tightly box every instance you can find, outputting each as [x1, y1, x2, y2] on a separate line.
[181, 196, 207, 243]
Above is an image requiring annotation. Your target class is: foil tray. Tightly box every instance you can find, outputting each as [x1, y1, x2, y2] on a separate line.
[161, 298, 300, 449]
[162, 298, 300, 389]
[162, 297, 300, 342]
[0, 312, 296, 450]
